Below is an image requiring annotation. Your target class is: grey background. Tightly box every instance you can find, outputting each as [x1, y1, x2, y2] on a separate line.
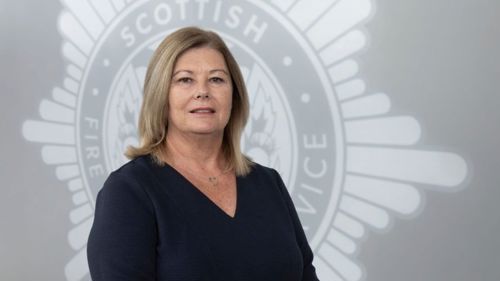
[1, 0, 499, 280]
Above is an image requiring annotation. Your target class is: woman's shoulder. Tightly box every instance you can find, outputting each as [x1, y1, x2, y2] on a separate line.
[109, 154, 157, 180]
[99, 155, 159, 196]
[246, 161, 273, 175]
[245, 161, 283, 185]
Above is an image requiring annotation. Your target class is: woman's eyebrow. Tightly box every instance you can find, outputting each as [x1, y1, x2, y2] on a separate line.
[209, 69, 229, 75]
[172, 69, 228, 76]
[172, 70, 193, 76]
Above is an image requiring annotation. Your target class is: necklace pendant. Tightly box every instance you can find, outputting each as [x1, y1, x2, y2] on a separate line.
[208, 176, 218, 186]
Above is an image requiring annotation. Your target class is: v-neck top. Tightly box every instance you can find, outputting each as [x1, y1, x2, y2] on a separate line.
[87, 155, 319, 281]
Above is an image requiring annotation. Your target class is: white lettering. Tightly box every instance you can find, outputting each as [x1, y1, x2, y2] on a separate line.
[155, 3, 172, 25]
[84, 135, 98, 140]
[296, 194, 317, 214]
[300, 183, 324, 195]
[303, 134, 327, 149]
[84, 117, 99, 130]
[213, 0, 222, 22]
[244, 15, 268, 43]
[196, 0, 209, 20]
[225, 6, 243, 29]
[304, 157, 327, 178]
[86, 146, 100, 159]
[121, 26, 135, 47]
[176, 0, 188, 20]
[120, 2, 267, 47]
[136, 13, 152, 34]
[89, 164, 105, 178]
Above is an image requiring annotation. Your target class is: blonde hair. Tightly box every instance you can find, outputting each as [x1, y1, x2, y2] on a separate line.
[126, 26, 252, 175]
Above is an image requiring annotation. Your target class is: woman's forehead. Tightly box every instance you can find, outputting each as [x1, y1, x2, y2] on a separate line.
[174, 47, 227, 69]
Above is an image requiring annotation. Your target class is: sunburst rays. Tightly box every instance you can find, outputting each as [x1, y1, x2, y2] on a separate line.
[23, 117, 92, 281]
[22, 0, 115, 280]
[273, 0, 468, 280]
[274, 0, 376, 278]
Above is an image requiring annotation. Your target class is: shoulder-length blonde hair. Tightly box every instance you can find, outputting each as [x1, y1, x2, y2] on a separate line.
[126, 26, 252, 176]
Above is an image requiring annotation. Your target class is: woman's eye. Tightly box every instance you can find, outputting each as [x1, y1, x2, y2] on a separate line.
[210, 77, 225, 83]
[177, 77, 193, 83]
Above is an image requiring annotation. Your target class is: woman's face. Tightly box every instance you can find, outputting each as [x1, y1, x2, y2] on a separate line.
[167, 47, 233, 138]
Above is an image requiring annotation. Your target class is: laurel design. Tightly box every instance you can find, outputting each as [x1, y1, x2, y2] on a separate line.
[105, 64, 144, 171]
[242, 64, 280, 169]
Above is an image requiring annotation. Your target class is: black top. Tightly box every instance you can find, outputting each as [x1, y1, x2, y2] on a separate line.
[87, 155, 319, 281]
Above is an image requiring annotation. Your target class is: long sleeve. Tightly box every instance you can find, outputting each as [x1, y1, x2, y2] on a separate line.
[272, 169, 320, 281]
[87, 171, 157, 281]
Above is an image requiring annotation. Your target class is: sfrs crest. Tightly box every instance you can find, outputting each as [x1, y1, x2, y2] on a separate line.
[22, 1, 468, 280]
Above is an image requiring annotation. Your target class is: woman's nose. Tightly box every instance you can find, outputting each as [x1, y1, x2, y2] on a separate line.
[195, 92, 209, 99]
[194, 81, 210, 99]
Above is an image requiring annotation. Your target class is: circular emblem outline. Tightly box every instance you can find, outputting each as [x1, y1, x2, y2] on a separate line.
[20, 1, 470, 280]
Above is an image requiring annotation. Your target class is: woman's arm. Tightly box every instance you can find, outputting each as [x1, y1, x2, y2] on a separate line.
[87, 171, 157, 281]
[272, 169, 320, 281]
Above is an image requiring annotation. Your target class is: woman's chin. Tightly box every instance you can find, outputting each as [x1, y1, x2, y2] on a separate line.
[189, 127, 224, 136]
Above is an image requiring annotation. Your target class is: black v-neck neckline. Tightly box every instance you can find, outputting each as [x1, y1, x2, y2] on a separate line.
[163, 163, 240, 220]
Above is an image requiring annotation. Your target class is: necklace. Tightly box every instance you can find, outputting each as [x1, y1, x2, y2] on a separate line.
[161, 143, 232, 187]
[170, 160, 230, 187]
[207, 172, 226, 186]
[192, 168, 229, 187]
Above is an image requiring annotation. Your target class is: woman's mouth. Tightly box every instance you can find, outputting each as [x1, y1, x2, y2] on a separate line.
[189, 107, 215, 113]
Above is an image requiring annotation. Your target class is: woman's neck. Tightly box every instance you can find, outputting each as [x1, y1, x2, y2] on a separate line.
[164, 130, 226, 171]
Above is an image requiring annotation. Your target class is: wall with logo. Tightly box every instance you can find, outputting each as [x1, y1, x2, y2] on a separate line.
[2, 0, 500, 280]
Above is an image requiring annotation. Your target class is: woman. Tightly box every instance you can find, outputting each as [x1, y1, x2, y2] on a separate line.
[87, 26, 319, 281]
